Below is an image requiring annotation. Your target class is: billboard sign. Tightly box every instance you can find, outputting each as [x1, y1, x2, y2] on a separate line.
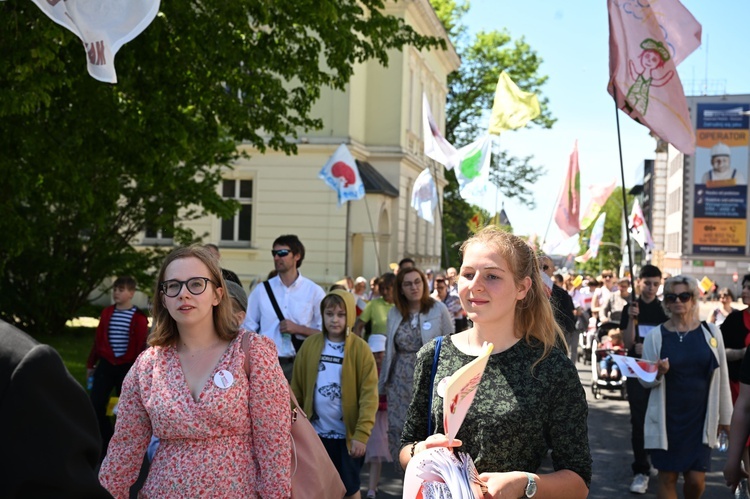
[692, 103, 749, 255]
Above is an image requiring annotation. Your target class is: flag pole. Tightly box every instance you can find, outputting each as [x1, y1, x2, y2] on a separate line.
[612, 87, 637, 297]
[430, 163, 451, 270]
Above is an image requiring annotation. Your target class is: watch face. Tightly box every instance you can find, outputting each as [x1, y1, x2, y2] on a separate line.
[526, 477, 537, 497]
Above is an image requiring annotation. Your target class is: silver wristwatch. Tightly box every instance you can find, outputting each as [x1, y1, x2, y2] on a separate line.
[523, 472, 537, 498]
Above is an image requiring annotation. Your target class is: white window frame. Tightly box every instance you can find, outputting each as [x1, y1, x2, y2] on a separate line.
[219, 177, 254, 248]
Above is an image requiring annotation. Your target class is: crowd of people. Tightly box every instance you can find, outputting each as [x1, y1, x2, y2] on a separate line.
[6, 229, 750, 499]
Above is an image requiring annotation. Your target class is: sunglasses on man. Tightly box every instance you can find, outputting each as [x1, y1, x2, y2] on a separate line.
[664, 292, 692, 304]
[271, 249, 291, 257]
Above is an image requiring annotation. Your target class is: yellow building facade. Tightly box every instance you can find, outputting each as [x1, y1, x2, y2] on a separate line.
[168, 0, 460, 289]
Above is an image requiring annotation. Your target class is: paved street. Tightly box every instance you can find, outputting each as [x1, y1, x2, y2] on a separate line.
[365, 355, 736, 498]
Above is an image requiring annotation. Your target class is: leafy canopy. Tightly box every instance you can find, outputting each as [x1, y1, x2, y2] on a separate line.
[0, 0, 442, 334]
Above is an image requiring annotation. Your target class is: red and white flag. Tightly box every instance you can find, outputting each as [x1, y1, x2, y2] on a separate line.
[554, 141, 581, 237]
[607, 0, 701, 154]
[611, 354, 658, 383]
[318, 144, 365, 207]
[629, 198, 654, 250]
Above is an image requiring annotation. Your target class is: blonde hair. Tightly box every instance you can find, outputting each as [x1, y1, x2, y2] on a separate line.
[609, 329, 623, 345]
[661, 275, 701, 321]
[460, 226, 565, 368]
[149, 245, 238, 347]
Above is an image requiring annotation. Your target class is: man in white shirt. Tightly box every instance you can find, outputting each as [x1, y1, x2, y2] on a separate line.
[242, 234, 325, 380]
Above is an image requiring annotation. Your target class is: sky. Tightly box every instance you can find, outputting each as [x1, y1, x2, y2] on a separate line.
[460, 0, 750, 249]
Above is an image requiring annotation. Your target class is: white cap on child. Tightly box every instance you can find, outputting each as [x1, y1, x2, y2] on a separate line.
[368, 334, 386, 353]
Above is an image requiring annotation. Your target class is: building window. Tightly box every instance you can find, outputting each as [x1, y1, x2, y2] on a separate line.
[220, 179, 253, 245]
[667, 186, 682, 215]
[142, 211, 175, 246]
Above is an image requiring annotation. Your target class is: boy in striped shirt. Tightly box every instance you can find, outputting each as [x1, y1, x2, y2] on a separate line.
[86, 276, 149, 458]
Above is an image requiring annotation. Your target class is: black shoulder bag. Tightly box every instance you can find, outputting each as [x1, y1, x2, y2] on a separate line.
[263, 281, 304, 352]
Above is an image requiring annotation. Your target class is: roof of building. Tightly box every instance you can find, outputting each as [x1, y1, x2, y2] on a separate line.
[356, 160, 399, 198]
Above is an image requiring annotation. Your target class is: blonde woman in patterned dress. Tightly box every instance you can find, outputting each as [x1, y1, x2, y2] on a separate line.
[99, 246, 291, 498]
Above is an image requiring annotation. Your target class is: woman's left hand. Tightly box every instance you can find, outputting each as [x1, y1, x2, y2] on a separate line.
[350, 440, 366, 458]
[718, 424, 730, 437]
[478, 471, 526, 498]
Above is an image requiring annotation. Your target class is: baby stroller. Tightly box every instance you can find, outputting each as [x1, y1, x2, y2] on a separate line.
[590, 322, 628, 400]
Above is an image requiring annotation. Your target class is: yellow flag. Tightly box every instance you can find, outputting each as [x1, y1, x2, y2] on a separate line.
[699, 276, 714, 293]
[488, 71, 541, 135]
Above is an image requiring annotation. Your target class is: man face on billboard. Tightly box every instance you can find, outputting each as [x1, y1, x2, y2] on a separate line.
[711, 154, 730, 174]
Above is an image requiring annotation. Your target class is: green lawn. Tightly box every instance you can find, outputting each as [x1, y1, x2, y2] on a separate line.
[36, 326, 96, 388]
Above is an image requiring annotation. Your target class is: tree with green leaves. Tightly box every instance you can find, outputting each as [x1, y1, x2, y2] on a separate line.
[0, 1, 442, 334]
[429, 0, 555, 267]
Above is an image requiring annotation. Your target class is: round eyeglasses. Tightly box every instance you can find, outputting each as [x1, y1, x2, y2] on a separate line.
[160, 277, 216, 297]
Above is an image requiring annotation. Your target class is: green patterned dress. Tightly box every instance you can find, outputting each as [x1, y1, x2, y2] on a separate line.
[401, 336, 592, 487]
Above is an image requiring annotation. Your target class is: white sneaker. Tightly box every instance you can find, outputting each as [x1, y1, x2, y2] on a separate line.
[630, 474, 649, 494]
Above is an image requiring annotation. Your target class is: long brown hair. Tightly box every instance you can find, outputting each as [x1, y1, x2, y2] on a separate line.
[149, 245, 238, 347]
[459, 226, 565, 365]
[393, 267, 435, 319]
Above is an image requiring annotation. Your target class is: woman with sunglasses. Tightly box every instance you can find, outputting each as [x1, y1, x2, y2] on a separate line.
[379, 267, 454, 471]
[99, 246, 291, 498]
[640, 275, 731, 499]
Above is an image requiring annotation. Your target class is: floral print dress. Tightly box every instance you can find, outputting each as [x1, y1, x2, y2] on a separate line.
[385, 315, 424, 467]
[99, 330, 291, 498]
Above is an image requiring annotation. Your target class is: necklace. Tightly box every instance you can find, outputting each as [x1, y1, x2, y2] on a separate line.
[671, 323, 693, 343]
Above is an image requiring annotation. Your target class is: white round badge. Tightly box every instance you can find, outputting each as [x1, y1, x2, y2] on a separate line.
[213, 370, 235, 389]
[423, 321, 432, 331]
[436, 377, 449, 398]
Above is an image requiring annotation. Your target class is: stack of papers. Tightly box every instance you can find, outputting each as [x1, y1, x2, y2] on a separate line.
[403, 342, 494, 499]
[403, 447, 485, 499]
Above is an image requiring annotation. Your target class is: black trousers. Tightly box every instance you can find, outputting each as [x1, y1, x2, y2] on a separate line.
[626, 376, 652, 475]
[90, 359, 133, 458]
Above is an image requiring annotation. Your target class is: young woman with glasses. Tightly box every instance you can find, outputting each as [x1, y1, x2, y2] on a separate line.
[99, 245, 291, 498]
[640, 275, 731, 499]
[379, 267, 454, 472]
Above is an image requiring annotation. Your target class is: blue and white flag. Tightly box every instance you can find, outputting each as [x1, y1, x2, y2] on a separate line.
[411, 168, 438, 224]
[318, 144, 365, 207]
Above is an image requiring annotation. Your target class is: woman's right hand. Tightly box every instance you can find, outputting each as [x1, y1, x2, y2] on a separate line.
[414, 433, 463, 455]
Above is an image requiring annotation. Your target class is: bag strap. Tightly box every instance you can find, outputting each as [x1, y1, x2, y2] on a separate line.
[264, 280, 285, 321]
[241, 331, 301, 475]
[427, 335, 444, 436]
[700, 320, 715, 338]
